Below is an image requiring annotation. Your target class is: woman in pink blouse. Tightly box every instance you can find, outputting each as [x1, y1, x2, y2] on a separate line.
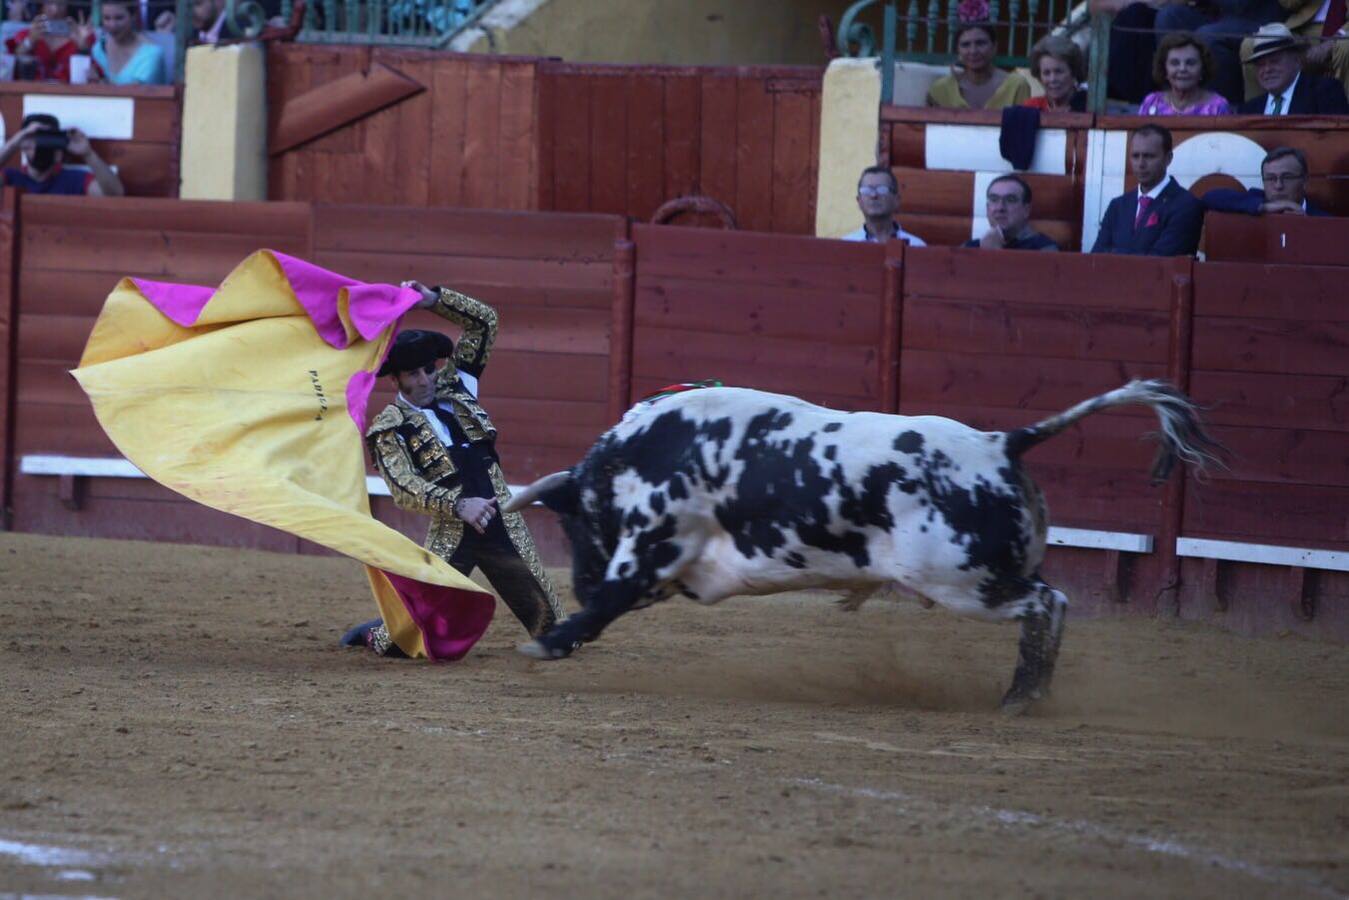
[1139, 32, 1234, 116]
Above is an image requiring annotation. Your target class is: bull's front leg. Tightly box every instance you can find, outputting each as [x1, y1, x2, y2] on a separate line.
[518, 578, 644, 660]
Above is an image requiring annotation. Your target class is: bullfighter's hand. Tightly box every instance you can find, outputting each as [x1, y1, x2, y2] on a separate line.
[400, 279, 438, 309]
[456, 497, 498, 534]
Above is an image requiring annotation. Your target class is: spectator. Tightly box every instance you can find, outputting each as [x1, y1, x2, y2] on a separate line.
[927, 22, 1032, 110]
[1152, 0, 1285, 104]
[5, 0, 94, 82]
[6, 0, 29, 21]
[90, 0, 166, 84]
[840, 165, 927, 246]
[1202, 146, 1330, 215]
[1091, 124, 1203, 256]
[962, 175, 1060, 251]
[1140, 32, 1236, 113]
[1023, 35, 1088, 111]
[1237, 22, 1349, 111]
[0, 114, 125, 196]
[1243, 0, 1348, 99]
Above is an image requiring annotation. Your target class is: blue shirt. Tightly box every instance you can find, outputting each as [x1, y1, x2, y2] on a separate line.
[3, 165, 94, 195]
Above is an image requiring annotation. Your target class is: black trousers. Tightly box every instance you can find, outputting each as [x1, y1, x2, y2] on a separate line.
[447, 514, 557, 638]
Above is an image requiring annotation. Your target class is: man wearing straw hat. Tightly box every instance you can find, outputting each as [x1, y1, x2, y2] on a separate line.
[1237, 22, 1349, 111]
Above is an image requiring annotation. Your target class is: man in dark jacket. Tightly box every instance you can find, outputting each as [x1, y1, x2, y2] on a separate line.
[1203, 146, 1332, 216]
[1091, 125, 1204, 257]
[1237, 23, 1349, 113]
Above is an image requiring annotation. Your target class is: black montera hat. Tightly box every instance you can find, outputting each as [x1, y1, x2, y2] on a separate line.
[377, 329, 454, 377]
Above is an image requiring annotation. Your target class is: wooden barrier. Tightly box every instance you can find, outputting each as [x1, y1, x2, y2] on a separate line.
[0, 82, 181, 197]
[2, 197, 1344, 639]
[630, 224, 885, 410]
[1203, 212, 1349, 265]
[537, 62, 823, 234]
[266, 45, 542, 211]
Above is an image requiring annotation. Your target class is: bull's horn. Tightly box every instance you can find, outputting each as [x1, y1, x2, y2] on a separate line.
[502, 471, 571, 514]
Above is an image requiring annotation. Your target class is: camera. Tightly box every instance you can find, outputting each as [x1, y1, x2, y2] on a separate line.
[32, 131, 69, 150]
[44, 17, 70, 35]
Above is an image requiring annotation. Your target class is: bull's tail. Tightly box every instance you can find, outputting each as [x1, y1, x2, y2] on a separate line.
[1004, 379, 1224, 485]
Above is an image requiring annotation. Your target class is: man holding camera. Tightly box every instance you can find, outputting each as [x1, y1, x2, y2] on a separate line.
[0, 113, 124, 196]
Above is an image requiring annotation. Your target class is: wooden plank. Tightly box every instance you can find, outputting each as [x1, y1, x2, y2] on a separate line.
[662, 73, 701, 207]
[268, 61, 424, 156]
[535, 63, 556, 211]
[587, 73, 629, 216]
[310, 251, 614, 293]
[481, 351, 608, 402]
[892, 167, 1080, 220]
[903, 247, 1183, 309]
[1194, 262, 1349, 322]
[22, 196, 310, 234]
[889, 122, 926, 169]
[898, 213, 1078, 250]
[1189, 370, 1349, 432]
[902, 297, 1170, 362]
[1029, 462, 1166, 531]
[900, 349, 1168, 412]
[733, 75, 775, 233]
[769, 87, 814, 234]
[699, 73, 739, 214]
[634, 279, 881, 344]
[15, 318, 97, 367]
[0, 192, 16, 526]
[1206, 424, 1349, 487]
[634, 221, 883, 269]
[311, 205, 621, 258]
[428, 58, 469, 208]
[1182, 479, 1349, 549]
[636, 252, 883, 294]
[92, 141, 178, 197]
[20, 269, 214, 315]
[626, 74, 667, 222]
[633, 326, 877, 400]
[491, 307, 611, 356]
[497, 60, 539, 212]
[390, 57, 434, 206]
[549, 72, 593, 213]
[21, 227, 310, 280]
[1191, 316, 1349, 377]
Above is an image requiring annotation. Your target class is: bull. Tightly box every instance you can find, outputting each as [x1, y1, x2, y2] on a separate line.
[503, 380, 1221, 714]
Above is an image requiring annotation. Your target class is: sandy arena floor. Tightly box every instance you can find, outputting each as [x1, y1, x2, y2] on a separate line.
[0, 531, 1346, 899]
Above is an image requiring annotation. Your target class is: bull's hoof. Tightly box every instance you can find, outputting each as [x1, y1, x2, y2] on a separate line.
[516, 637, 580, 660]
[998, 689, 1042, 717]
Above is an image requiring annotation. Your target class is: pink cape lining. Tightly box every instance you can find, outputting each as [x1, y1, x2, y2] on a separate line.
[129, 250, 495, 661]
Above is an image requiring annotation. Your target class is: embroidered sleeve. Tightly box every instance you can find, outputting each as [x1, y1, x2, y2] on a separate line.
[368, 429, 463, 517]
[432, 287, 498, 378]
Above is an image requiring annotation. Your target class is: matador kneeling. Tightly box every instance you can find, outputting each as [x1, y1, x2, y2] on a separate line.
[341, 280, 565, 656]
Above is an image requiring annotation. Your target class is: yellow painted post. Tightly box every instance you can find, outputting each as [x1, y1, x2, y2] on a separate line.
[179, 44, 268, 201]
[814, 57, 882, 239]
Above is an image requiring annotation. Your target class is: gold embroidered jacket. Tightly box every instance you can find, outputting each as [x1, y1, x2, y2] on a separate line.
[366, 288, 561, 617]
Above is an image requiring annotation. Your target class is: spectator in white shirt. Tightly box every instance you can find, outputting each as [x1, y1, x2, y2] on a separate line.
[840, 166, 927, 246]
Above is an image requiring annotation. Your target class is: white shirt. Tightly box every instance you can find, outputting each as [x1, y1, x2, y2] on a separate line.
[840, 220, 927, 246]
[1264, 73, 1300, 115]
[1138, 177, 1169, 204]
[396, 368, 480, 448]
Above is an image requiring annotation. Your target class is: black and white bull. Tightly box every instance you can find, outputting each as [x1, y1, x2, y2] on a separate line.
[504, 380, 1220, 713]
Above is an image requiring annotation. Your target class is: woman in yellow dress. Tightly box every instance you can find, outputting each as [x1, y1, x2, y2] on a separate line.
[926, 22, 1031, 110]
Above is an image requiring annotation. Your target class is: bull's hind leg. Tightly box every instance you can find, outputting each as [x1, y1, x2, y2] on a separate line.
[1000, 582, 1068, 716]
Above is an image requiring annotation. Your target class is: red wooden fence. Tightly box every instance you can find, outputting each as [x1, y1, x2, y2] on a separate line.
[2, 194, 1344, 639]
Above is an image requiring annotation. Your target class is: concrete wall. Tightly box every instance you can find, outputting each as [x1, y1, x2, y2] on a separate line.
[180, 44, 267, 201]
[451, 0, 849, 65]
[814, 57, 880, 239]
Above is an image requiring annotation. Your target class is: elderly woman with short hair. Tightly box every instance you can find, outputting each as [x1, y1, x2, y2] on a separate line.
[1139, 32, 1233, 115]
[1022, 35, 1088, 111]
[926, 22, 1032, 109]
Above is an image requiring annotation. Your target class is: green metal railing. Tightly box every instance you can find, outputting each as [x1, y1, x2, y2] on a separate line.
[286, 0, 493, 46]
[837, 0, 1102, 108]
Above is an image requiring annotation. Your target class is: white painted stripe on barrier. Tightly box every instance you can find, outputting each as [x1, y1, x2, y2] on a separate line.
[1177, 537, 1349, 573]
[1047, 526, 1153, 554]
[18, 453, 536, 503]
[923, 124, 1068, 175]
[22, 95, 135, 140]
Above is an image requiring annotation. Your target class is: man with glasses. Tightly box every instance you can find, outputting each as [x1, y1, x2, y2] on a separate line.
[841, 165, 927, 246]
[962, 175, 1060, 251]
[341, 282, 565, 656]
[1203, 147, 1330, 216]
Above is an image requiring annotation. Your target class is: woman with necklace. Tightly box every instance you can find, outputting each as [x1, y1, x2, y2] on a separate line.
[1139, 33, 1233, 116]
[1022, 35, 1088, 112]
[90, 0, 167, 84]
[927, 22, 1031, 110]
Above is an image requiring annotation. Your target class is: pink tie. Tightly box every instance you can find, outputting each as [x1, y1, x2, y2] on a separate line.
[1134, 195, 1153, 230]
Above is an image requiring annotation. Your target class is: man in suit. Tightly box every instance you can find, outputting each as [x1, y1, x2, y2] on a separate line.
[1203, 146, 1332, 215]
[1237, 22, 1349, 113]
[1241, 0, 1348, 100]
[1091, 125, 1204, 257]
